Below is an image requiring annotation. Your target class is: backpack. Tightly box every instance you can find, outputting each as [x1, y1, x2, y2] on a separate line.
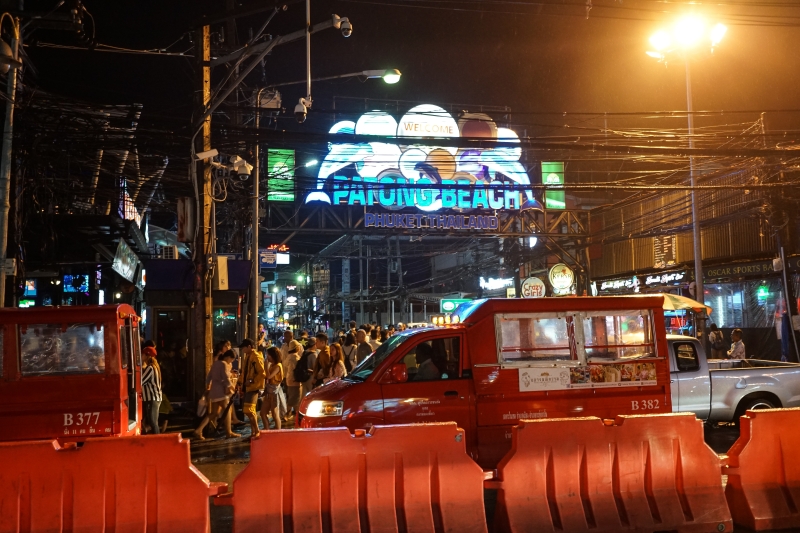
[293, 350, 314, 383]
[711, 332, 726, 351]
[342, 345, 356, 373]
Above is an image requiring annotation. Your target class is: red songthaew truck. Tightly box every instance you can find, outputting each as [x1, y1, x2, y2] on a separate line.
[0, 304, 143, 442]
[299, 296, 672, 468]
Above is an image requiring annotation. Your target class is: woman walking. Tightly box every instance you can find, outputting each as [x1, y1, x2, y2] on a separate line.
[261, 347, 284, 430]
[324, 343, 348, 384]
[193, 350, 240, 439]
[141, 346, 162, 434]
[342, 332, 357, 372]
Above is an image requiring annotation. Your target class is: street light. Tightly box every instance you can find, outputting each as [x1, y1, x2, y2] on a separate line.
[647, 17, 727, 61]
[646, 16, 727, 317]
[268, 69, 403, 88]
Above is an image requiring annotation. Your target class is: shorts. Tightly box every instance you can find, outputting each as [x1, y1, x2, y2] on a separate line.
[244, 391, 260, 406]
[263, 392, 279, 411]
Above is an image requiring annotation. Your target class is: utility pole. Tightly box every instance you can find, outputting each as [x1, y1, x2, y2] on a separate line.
[0, 17, 20, 307]
[250, 90, 263, 341]
[193, 24, 214, 396]
[386, 237, 391, 326]
[685, 59, 704, 314]
[397, 237, 404, 322]
[358, 236, 363, 324]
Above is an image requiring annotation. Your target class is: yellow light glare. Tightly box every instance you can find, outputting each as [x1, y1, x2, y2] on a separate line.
[649, 30, 672, 52]
[710, 23, 727, 46]
[645, 51, 664, 59]
[673, 16, 706, 49]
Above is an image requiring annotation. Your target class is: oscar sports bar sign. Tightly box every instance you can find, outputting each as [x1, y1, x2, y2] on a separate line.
[305, 105, 537, 221]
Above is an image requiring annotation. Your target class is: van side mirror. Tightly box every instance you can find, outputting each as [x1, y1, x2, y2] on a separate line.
[390, 363, 408, 383]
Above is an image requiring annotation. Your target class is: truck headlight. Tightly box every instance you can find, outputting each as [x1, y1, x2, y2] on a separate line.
[305, 400, 343, 418]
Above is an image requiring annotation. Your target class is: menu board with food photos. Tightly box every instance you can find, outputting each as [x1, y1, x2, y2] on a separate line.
[519, 361, 658, 392]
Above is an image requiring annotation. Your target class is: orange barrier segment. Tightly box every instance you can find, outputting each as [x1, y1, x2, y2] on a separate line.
[0, 434, 226, 533]
[724, 407, 800, 531]
[492, 413, 731, 533]
[223, 422, 487, 533]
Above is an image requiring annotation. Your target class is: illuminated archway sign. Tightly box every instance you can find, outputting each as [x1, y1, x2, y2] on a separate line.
[307, 105, 536, 214]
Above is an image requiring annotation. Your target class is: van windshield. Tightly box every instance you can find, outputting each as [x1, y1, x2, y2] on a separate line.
[347, 333, 409, 381]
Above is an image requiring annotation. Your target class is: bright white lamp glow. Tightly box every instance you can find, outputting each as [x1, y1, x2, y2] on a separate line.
[647, 18, 726, 59]
[673, 16, 706, 48]
[710, 23, 727, 46]
[305, 160, 318, 167]
[649, 30, 672, 52]
[382, 69, 402, 84]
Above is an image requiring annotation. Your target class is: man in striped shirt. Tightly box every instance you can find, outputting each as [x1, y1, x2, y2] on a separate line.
[142, 347, 162, 434]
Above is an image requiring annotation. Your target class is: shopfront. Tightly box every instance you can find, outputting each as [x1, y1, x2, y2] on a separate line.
[143, 258, 252, 401]
[594, 269, 697, 336]
[703, 259, 787, 360]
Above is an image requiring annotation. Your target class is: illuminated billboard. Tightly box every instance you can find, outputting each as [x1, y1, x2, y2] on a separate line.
[541, 161, 565, 210]
[267, 149, 296, 202]
[305, 105, 538, 212]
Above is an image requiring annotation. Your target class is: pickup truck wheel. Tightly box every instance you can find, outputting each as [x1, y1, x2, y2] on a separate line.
[734, 397, 779, 424]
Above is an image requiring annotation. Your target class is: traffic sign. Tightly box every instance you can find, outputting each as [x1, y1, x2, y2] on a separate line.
[259, 250, 277, 269]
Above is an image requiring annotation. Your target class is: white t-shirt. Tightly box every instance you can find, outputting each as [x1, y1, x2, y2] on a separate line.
[284, 352, 301, 386]
[280, 340, 302, 368]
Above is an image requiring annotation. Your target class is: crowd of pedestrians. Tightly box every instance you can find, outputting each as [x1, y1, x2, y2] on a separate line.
[189, 320, 409, 440]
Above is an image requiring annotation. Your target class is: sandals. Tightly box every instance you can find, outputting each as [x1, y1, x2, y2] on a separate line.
[192, 431, 205, 441]
[226, 432, 242, 438]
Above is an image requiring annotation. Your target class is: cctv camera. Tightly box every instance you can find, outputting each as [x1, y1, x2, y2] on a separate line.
[236, 165, 251, 180]
[295, 97, 311, 124]
[294, 102, 307, 124]
[340, 19, 352, 38]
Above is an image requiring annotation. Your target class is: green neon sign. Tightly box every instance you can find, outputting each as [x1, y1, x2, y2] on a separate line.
[542, 162, 565, 210]
[267, 149, 296, 202]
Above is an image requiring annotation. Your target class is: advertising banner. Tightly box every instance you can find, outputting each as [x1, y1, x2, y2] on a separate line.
[305, 105, 540, 216]
[518, 362, 658, 392]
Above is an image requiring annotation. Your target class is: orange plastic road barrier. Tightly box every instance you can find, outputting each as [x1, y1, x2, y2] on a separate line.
[0, 434, 226, 532]
[490, 413, 731, 533]
[219, 422, 487, 533]
[725, 407, 800, 531]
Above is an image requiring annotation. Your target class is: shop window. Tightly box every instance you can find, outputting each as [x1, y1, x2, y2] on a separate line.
[674, 342, 700, 372]
[497, 314, 573, 362]
[20, 323, 105, 375]
[705, 279, 783, 329]
[213, 307, 238, 349]
[582, 310, 655, 361]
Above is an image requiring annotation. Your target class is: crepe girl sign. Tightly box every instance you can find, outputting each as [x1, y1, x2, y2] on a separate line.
[305, 105, 539, 212]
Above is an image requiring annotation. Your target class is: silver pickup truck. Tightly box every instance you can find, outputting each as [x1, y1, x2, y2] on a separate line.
[669, 334, 800, 421]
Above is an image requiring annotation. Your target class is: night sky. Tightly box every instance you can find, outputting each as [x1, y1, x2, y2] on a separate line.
[22, 0, 800, 133]
[15, 0, 800, 266]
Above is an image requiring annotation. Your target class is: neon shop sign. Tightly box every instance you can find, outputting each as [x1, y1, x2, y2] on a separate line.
[306, 104, 536, 212]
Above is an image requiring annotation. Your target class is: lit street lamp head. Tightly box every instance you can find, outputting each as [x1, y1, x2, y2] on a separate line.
[646, 17, 727, 60]
[361, 69, 402, 84]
